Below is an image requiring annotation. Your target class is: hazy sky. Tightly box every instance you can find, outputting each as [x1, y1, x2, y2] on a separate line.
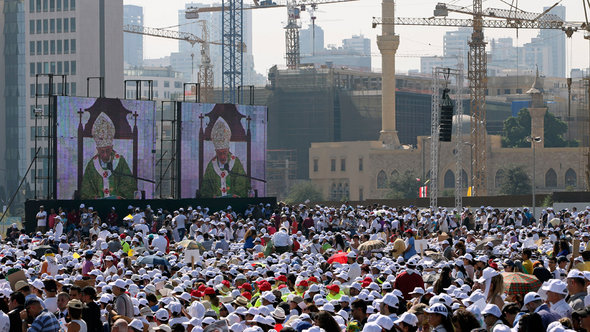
[124, 0, 590, 76]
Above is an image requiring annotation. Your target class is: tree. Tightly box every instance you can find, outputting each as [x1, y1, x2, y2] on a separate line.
[498, 165, 532, 195]
[285, 181, 323, 204]
[501, 109, 578, 148]
[386, 170, 421, 199]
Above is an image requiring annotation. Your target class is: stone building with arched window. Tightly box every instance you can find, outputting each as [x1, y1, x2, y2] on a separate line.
[309, 73, 586, 200]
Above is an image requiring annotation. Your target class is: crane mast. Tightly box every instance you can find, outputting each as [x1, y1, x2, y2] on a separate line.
[469, 0, 487, 196]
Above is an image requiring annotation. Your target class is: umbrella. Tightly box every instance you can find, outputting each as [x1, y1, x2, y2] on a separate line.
[475, 238, 502, 251]
[123, 214, 133, 221]
[327, 251, 348, 264]
[177, 240, 204, 250]
[358, 240, 386, 253]
[502, 272, 542, 298]
[34, 245, 57, 258]
[136, 255, 171, 267]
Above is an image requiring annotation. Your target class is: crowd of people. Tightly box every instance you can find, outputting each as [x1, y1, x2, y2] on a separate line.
[7, 202, 590, 332]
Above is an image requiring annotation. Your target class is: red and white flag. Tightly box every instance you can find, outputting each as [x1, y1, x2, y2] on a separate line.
[419, 185, 428, 198]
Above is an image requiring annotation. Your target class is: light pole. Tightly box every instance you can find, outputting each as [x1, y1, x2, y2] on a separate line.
[526, 136, 542, 219]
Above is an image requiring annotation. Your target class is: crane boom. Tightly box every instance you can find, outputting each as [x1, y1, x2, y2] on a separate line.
[123, 24, 246, 51]
[434, 2, 564, 22]
[186, 0, 357, 17]
[124, 24, 212, 47]
[372, 17, 578, 29]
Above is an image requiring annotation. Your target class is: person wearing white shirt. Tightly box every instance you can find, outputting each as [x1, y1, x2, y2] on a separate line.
[36, 206, 47, 232]
[272, 228, 292, 254]
[54, 216, 64, 239]
[544, 280, 572, 318]
[152, 233, 168, 253]
[173, 211, 187, 240]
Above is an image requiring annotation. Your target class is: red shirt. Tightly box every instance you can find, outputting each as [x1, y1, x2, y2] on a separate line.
[393, 271, 424, 300]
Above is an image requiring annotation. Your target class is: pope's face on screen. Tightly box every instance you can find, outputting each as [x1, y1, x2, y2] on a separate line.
[97, 145, 113, 163]
[215, 148, 229, 165]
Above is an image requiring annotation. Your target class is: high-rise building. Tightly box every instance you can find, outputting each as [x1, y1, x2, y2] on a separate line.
[301, 29, 371, 71]
[0, 0, 26, 202]
[420, 28, 470, 74]
[520, 5, 565, 77]
[343, 35, 370, 55]
[124, 5, 143, 68]
[20, 0, 124, 198]
[300, 24, 324, 56]
[171, 3, 264, 87]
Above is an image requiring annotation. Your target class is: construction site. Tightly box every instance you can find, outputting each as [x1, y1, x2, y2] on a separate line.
[6, 0, 590, 207]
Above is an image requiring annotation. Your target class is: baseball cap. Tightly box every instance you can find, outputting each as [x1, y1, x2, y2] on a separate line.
[155, 308, 169, 321]
[523, 292, 542, 306]
[129, 319, 143, 332]
[424, 303, 448, 317]
[382, 294, 399, 308]
[482, 304, 502, 318]
[424, 303, 449, 317]
[541, 279, 568, 295]
[394, 312, 419, 327]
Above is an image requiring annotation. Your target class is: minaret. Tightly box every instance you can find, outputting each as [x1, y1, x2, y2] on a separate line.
[527, 68, 546, 144]
[377, 0, 400, 148]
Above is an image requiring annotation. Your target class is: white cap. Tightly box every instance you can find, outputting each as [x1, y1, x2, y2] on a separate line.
[523, 292, 542, 305]
[567, 269, 585, 279]
[261, 291, 276, 303]
[381, 294, 399, 308]
[376, 315, 393, 330]
[394, 312, 419, 327]
[424, 303, 448, 317]
[155, 308, 169, 321]
[129, 319, 143, 331]
[541, 279, 568, 295]
[113, 279, 127, 289]
[476, 267, 499, 283]
[409, 287, 425, 295]
[482, 304, 502, 318]
[361, 323, 383, 332]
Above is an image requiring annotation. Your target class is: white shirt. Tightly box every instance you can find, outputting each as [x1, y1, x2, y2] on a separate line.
[550, 298, 572, 318]
[174, 214, 187, 229]
[0, 311, 9, 332]
[152, 235, 167, 253]
[44, 296, 58, 313]
[272, 230, 292, 247]
[36, 211, 47, 227]
[103, 264, 118, 277]
[54, 221, 63, 239]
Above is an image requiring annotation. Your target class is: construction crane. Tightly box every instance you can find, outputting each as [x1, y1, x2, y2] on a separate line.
[198, 20, 214, 103]
[186, 0, 357, 73]
[373, 2, 582, 196]
[123, 24, 246, 102]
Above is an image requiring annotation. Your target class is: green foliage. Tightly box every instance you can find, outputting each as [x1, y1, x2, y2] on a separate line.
[386, 170, 420, 199]
[541, 195, 554, 207]
[498, 165, 532, 195]
[501, 109, 578, 148]
[285, 181, 323, 204]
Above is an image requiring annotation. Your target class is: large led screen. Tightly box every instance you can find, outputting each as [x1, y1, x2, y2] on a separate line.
[180, 103, 266, 198]
[56, 97, 156, 199]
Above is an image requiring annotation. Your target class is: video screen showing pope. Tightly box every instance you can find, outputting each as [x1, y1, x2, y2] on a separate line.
[56, 97, 156, 200]
[180, 103, 267, 198]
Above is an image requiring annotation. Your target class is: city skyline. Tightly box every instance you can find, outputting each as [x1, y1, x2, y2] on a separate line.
[125, 0, 590, 76]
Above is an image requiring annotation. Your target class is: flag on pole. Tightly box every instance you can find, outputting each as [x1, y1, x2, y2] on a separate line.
[419, 186, 428, 198]
[467, 186, 472, 197]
